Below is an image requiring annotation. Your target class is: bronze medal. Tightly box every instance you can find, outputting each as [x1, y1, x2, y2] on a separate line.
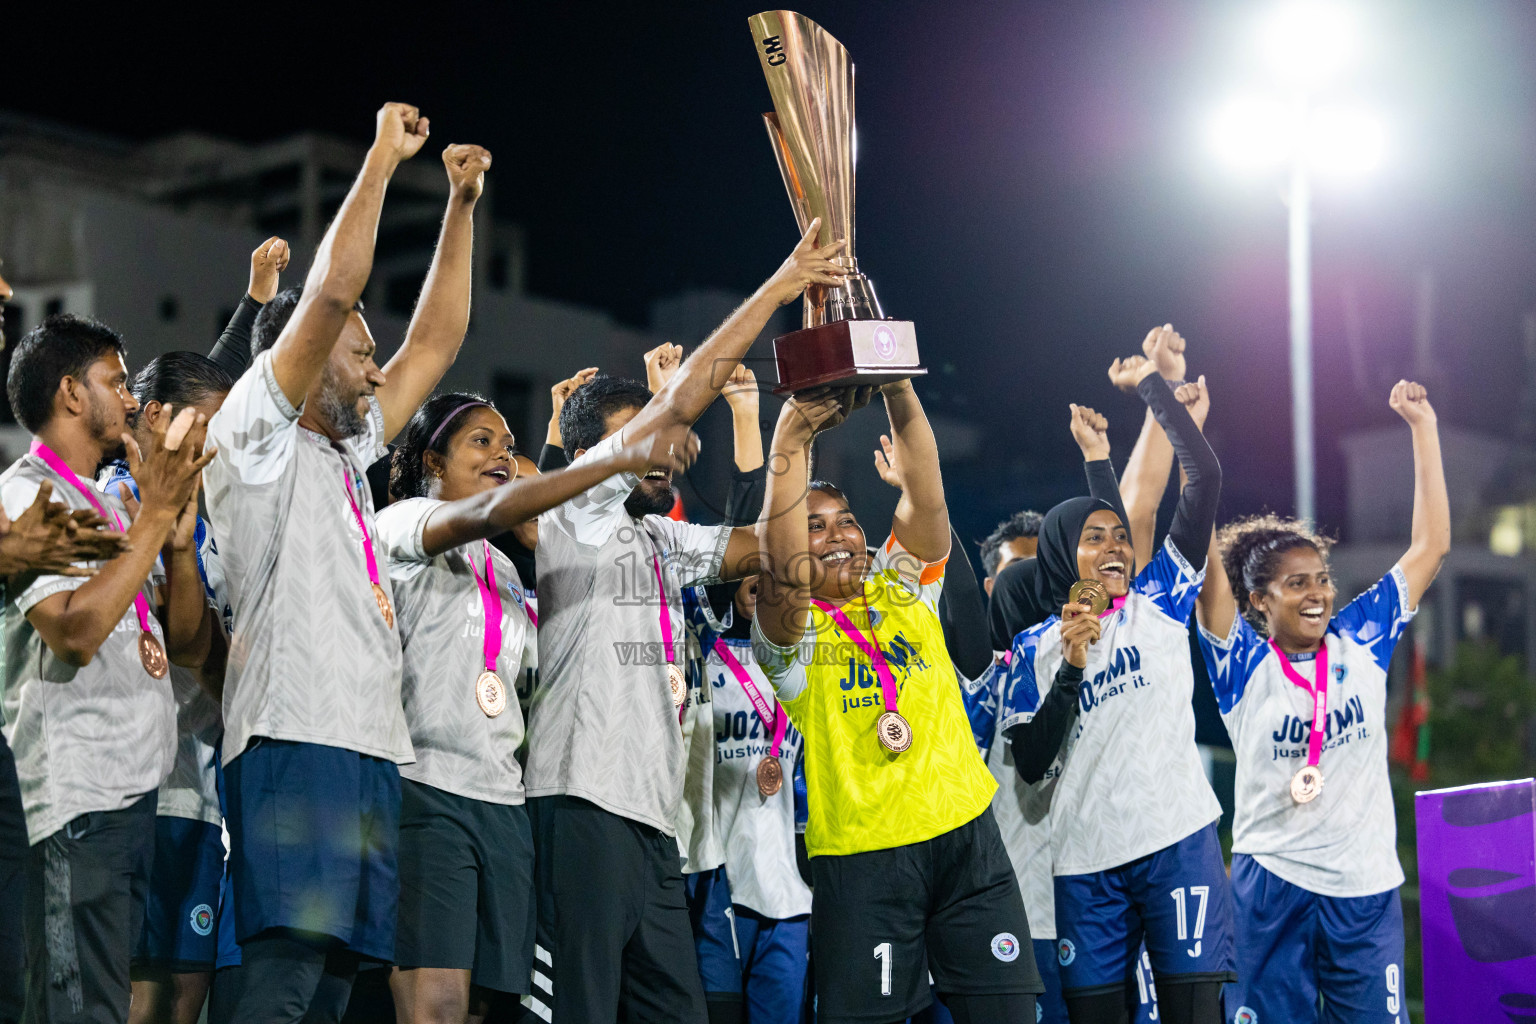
[668, 663, 687, 708]
[756, 756, 783, 797]
[372, 582, 395, 630]
[1290, 765, 1324, 804]
[876, 710, 913, 754]
[476, 671, 507, 718]
[138, 631, 168, 679]
[1068, 578, 1110, 616]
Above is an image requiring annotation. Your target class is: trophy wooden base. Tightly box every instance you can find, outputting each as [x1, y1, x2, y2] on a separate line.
[771, 319, 925, 394]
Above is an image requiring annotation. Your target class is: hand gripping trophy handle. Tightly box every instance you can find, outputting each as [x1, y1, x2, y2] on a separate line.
[750, 11, 926, 394]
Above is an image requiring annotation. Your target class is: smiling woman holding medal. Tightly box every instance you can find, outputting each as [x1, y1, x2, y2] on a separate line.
[998, 337, 1233, 1024]
[1195, 381, 1448, 1024]
[374, 392, 696, 1023]
[753, 381, 1043, 1024]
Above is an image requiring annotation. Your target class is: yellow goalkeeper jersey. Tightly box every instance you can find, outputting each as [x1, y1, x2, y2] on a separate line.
[751, 534, 997, 857]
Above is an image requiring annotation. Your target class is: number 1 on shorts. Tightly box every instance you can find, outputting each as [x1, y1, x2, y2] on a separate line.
[874, 941, 892, 996]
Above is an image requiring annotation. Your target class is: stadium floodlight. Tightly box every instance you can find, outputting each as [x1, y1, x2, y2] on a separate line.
[1208, 2, 1381, 525]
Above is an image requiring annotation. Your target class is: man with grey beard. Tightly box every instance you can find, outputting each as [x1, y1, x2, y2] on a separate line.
[203, 102, 490, 1022]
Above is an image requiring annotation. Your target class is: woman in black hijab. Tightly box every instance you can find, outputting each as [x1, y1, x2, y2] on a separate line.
[998, 351, 1232, 1024]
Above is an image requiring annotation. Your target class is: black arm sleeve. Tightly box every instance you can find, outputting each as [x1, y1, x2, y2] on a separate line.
[1005, 661, 1083, 785]
[1136, 374, 1221, 570]
[937, 526, 993, 679]
[537, 443, 568, 473]
[207, 294, 263, 380]
[722, 465, 766, 528]
[1083, 457, 1130, 540]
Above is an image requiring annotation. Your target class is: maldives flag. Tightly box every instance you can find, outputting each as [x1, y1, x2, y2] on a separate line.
[1390, 631, 1431, 782]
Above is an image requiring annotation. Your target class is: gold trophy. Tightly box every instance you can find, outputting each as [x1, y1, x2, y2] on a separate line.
[749, 11, 925, 393]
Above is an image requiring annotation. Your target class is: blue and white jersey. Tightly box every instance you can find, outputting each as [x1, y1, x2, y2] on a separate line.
[1000, 538, 1221, 875]
[960, 656, 1059, 939]
[100, 462, 228, 827]
[1198, 566, 1414, 898]
[703, 620, 812, 921]
[676, 587, 724, 874]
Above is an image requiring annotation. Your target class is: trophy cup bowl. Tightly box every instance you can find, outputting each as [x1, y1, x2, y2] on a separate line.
[749, 11, 926, 394]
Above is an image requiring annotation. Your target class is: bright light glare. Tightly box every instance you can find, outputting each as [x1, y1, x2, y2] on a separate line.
[1262, 2, 1355, 89]
[1308, 105, 1385, 175]
[1210, 97, 1298, 170]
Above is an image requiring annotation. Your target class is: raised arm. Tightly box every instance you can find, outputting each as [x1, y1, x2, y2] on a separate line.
[378, 143, 491, 442]
[1389, 380, 1450, 607]
[543, 366, 596, 468]
[755, 392, 847, 647]
[722, 365, 766, 527]
[1132, 364, 1219, 570]
[883, 380, 949, 563]
[209, 237, 289, 379]
[419, 424, 698, 557]
[618, 219, 846, 446]
[1110, 325, 1191, 565]
[271, 103, 428, 408]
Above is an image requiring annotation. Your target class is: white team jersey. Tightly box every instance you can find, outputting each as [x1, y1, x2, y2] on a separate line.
[699, 605, 811, 920]
[1198, 565, 1413, 898]
[1001, 538, 1221, 876]
[961, 656, 1058, 939]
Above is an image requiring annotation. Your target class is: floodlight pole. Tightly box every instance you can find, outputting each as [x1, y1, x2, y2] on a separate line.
[1287, 102, 1315, 525]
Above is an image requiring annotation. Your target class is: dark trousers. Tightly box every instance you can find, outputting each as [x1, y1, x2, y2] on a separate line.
[528, 796, 707, 1024]
[22, 791, 157, 1024]
[0, 735, 28, 1024]
[227, 933, 358, 1024]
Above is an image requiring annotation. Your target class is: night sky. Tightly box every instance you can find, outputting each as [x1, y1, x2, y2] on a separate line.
[8, 0, 1536, 543]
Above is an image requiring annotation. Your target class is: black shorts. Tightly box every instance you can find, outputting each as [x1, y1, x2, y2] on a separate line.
[810, 806, 1043, 1024]
[528, 795, 706, 1024]
[395, 779, 535, 994]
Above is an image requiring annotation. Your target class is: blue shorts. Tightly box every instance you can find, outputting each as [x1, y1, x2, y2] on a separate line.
[224, 738, 400, 961]
[132, 816, 223, 971]
[685, 867, 810, 1024]
[1053, 823, 1236, 996]
[212, 751, 241, 970]
[1229, 854, 1406, 1024]
[687, 867, 739, 997]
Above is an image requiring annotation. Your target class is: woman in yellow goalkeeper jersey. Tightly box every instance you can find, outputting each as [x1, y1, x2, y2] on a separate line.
[751, 381, 1044, 1024]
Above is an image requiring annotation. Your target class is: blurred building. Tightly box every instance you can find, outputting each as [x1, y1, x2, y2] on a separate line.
[1332, 316, 1536, 675]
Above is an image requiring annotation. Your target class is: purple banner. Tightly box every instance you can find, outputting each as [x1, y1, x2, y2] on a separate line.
[1417, 779, 1536, 1021]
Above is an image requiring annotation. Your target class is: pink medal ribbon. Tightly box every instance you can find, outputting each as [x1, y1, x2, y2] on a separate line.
[1102, 595, 1127, 618]
[652, 553, 686, 718]
[341, 467, 393, 629]
[468, 542, 509, 717]
[813, 596, 914, 753]
[1270, 636, 1330, 803]
[714, 638, 788, 757]
[28, 439, 165, 677]
[715, 637, 788, 795]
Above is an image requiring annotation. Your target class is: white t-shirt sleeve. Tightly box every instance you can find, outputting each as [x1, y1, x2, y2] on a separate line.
[341, 395, 388, 466]
[0, 475, 85, 612]
[375, 497, 440, 582]
[540, 430, 642, 549]
[649, 518, 732, 587]
[750, 617, 814, 703]
[207, 350, 300, 486]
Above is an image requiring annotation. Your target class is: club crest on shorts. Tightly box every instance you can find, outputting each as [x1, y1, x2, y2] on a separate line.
[1235, 1008, 1258, 1024]
[990, 932, 1020, 962]
[1056, 938, 1076, 966]
[190, 903, 214, 936]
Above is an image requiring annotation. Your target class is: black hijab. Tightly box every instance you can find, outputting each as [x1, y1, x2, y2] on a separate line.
[1030, 496, 1122, 617]
[988, 558, 1048, 650]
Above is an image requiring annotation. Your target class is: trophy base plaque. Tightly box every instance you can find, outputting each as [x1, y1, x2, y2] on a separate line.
[772, 319, 925, 394]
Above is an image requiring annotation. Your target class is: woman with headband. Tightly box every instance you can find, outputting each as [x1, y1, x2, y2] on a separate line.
[374, 391, 697, 1023]
[1195, 381, 1447, 1023]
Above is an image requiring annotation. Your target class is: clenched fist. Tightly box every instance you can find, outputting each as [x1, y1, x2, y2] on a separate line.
[373, 102, 431, 164]
[443, 144, 492, 203]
